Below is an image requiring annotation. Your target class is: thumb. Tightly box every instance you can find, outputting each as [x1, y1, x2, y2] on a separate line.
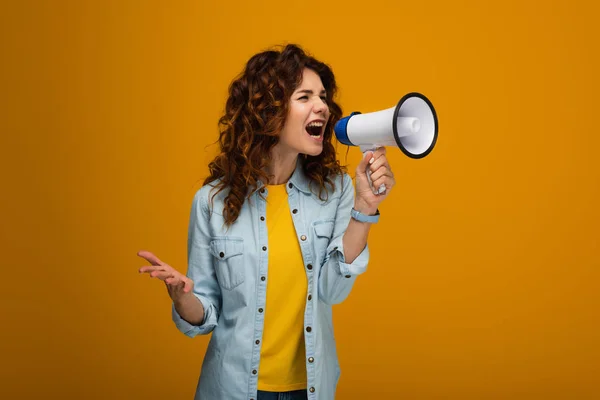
[356, 151, 374, 177]
[137, 250, 164, 266]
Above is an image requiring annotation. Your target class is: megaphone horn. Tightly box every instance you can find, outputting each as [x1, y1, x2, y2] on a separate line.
[334, 92, 438, 194]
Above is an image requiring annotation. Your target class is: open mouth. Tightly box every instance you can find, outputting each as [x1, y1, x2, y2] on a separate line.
[305, 121, 324, 138]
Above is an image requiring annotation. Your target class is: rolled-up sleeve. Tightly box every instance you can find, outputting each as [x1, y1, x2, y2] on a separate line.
[172, 187, 221, 337]
[318, 173, 370, 305]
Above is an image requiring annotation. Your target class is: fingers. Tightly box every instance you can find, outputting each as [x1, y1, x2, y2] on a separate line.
[371, 164, 395, 188]
[368, 151, 395, 192]
[139, 266, 159, 278]
[139, 264, 172, 278]
[166, 275, 193, 294]
[150, 271, 176, 280]
[356, 151, 374, 176]
[142, 265, 191, 293]
[371, 146, 386, 159]
[354, 147, 395, 196]
[371, 175, 394, 193]
[165, 274, 185, 286]
[359, 148, 387, 171]
[368, 151, 388, 172]
[369, 150, 393, 180]
[369, 165, 391, 182]
[140, 267, 171, 279]
[357, 148, 387, 177]
[137, 250, 164, 266]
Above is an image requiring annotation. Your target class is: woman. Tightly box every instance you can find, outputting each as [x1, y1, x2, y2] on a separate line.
[138, 44, 395, 400]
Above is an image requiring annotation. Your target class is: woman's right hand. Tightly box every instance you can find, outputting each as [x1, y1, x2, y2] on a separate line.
[138, 250, 194, 303]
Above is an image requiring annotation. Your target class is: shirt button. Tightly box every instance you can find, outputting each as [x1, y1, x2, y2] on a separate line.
[308, 294, 312, 301]
[306, 326, 312, 333]
[301, 235, 307, 241]
[260, 188, 265, 194]
[255, 340, 260, 345]
[309, 387, 315, 393]
[288, 183, 293, 189]
[252, 370, 257, 375]
[307, 264, 313, 270]
[345, 275, 351, 278]
[258, 308, 263, 313]
[292, 209, 298, 214]
[308, 357, 314, 363]
[261, 276, 266, 281]
[262, 246, 267, 251]
[219, 252, 224, 258]
[260, 216, 265, 221]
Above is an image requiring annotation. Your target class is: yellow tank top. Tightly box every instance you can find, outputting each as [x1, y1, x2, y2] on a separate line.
[257, 183, 308, 391]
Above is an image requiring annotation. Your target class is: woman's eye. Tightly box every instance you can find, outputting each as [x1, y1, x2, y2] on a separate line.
[298, 96, 308, 100]
[320, 97, 328, 102]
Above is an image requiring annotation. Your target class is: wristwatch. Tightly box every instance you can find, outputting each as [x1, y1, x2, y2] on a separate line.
[351, 208, 380, 223]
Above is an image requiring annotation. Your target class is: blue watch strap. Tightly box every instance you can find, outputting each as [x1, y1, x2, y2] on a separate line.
[351, 208, 380, 223]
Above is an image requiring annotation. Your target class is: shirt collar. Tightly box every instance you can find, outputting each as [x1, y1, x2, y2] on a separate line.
[287, 157, 312, 194]
[256, 157, 312, 195]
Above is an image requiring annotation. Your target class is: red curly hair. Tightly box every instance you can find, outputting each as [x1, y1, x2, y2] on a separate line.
[204, 44, 347, 225]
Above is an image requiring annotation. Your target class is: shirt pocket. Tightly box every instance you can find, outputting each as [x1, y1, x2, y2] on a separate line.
[312, 219, 335, 262]
[209, 237, 245, 290]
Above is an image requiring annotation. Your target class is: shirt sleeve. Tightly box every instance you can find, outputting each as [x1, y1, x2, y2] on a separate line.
[317, 173, 370, 305]
[172, 187, 222, 337]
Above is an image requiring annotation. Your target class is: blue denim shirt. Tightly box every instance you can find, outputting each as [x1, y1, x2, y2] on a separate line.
[172, 159, 370, 400]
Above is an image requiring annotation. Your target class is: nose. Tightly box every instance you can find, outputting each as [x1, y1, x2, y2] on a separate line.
[313, 97, 328, 115]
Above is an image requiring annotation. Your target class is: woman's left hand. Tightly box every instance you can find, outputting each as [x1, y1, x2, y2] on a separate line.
[354, 147, 396, 214]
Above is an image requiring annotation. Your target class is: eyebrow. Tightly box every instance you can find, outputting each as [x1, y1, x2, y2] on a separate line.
[296, 89, 327, 95]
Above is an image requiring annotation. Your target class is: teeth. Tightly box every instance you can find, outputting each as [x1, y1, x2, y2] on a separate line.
[307, 121, 324, 128]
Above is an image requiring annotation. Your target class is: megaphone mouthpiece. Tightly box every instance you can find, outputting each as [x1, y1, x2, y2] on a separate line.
[397, 117, 421, 137]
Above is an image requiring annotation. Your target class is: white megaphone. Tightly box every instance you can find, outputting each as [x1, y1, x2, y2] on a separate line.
[334, 92, 438, 194]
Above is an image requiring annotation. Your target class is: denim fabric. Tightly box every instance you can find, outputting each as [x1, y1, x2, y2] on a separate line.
[172, 159, 370, 400]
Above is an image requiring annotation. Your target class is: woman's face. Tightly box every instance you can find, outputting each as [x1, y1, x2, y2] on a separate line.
[277, 68, 330, 157]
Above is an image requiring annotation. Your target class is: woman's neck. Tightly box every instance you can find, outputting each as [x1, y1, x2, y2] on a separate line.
[267, 148, 299, 185]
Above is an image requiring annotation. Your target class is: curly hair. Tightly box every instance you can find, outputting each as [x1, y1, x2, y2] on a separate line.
[204, 44, 347, 226]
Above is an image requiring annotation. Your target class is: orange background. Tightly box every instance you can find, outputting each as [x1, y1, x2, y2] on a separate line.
[1, 1, 599, 399]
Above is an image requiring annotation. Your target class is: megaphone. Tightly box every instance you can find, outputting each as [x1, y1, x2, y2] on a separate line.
[334, 92, 438, 194]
